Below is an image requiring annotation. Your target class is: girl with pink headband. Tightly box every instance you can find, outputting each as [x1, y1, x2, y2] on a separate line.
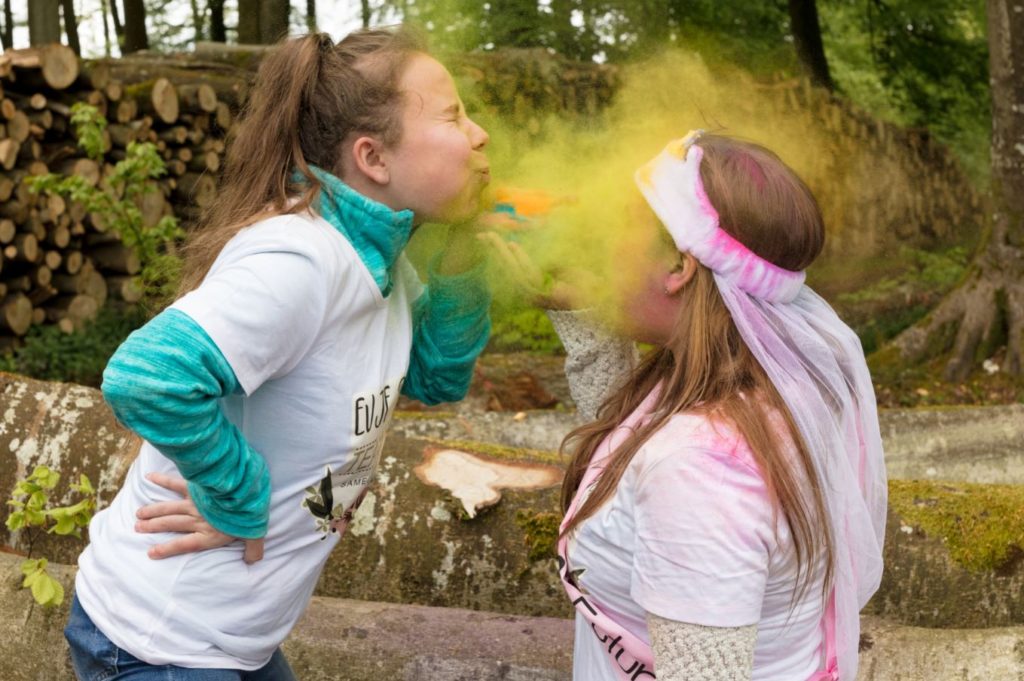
[491, 130, 886, 679]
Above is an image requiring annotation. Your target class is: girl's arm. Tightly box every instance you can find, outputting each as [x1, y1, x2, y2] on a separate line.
[102, 308, 270, 540]
[402, 229, 491, 405]
[546, 310, 638, 421]
[106, 229, 329, 544]
[646, 613, 757, 681]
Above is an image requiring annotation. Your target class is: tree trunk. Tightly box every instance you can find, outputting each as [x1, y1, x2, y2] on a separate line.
[788, 0, 833, 90]
[28, 0, 61, 46]
[360, 0, 370, 28]
[238, 0, 261, 44]
[1, 0, 13, 50]
[260, 0, 290, 44]
[190, 0, 205, 42]
[60, 0, 81, 55]
[99, 0, 112, 56]
[122, 0, 148, 53]
[307, 0, 317, 31]
[893, 0, 1024, 378]
[110, 0, 124, 41]
[209, 0, 226, 42]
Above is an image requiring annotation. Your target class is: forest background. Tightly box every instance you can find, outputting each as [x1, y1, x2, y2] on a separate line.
[2, 0, 1020, 410]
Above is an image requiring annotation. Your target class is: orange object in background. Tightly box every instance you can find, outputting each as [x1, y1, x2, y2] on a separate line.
[492, 186, 575, 218]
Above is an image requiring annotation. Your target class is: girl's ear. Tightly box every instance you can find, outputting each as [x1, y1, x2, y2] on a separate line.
[350, 135, 390, 185]
[664, 253, 697, 296]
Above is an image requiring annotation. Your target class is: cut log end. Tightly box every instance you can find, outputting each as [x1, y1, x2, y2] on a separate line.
[40, 44, 80, 90]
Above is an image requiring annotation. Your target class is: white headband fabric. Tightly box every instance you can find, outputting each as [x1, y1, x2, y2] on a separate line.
[634, 132, 806, 303]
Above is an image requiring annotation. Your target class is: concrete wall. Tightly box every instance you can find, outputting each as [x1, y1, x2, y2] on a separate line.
[2, 553, 1024, 681]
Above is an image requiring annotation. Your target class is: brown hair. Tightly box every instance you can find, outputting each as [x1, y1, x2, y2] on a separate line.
[177, 27, 427, 294]
[561, 134, 832, 602]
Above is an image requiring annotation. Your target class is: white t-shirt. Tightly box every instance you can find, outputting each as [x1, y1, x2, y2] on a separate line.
[76, 212, 420, 669]
[568, 413, 827, 681]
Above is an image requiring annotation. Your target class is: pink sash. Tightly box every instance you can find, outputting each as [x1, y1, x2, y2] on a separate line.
[557, 391, 660, 681]
[556, 388, 840, 681]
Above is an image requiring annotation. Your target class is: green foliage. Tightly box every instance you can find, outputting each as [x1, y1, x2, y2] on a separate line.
[489, 305, 563, 354]
[28, 103, 184, 303]
[820, 0, 991, 182]
[837, 247, 969, 354]
[839, 247, 969, 305]
[0, 306, 149, 387]
[392, 0, 990, 182]
[5, 466, 96, 607]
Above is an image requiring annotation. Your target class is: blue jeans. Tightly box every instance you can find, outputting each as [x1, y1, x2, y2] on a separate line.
[65, 595, 297, 681]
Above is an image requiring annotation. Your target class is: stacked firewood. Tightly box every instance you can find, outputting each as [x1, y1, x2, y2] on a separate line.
[0, 44, 245, 349]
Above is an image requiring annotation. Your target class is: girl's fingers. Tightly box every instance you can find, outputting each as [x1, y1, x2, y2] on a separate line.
[136, 499, 199, 520]
[147, 533, 224, 560]
[135, 514, 208, 535]
[145, 472, 190, 497]
[243, 539, 265, 565]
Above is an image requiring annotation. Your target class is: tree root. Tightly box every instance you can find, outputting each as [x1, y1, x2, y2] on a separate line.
[892, 262, 1023, 381]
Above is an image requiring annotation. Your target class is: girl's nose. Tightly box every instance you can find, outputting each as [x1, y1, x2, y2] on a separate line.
[469, 118, 490, 150]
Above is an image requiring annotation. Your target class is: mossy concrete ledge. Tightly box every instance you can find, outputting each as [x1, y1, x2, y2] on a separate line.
[392, 403, 1024, 484]
[4, 374, 1024, 628]
[2, 555, 1024, 681]
[869, 480, 1024, 628]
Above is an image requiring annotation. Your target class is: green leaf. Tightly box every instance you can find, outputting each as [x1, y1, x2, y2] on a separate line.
[29, 571, 61, 606]
[74, 474, 95, 496]
[5, 511, 25, 531]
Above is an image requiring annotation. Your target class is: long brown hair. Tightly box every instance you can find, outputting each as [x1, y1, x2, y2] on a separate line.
[177, 27, 427, 295]
[561, 134, 833, 601]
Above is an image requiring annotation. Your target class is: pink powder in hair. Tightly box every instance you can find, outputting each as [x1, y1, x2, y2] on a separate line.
[736, 152, 768, 192]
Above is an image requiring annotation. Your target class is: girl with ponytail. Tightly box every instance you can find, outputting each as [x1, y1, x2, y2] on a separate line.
[66, 28, 493, 680]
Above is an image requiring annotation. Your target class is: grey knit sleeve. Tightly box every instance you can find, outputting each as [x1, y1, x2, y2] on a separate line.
[546, 310, 639, 421]
[646, 613, 757, 681]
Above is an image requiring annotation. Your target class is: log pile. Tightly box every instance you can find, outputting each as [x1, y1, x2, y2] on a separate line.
[0, 44, 241, 349]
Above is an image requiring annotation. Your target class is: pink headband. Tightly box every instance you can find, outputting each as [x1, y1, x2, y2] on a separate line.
[634, 131, 806, 304]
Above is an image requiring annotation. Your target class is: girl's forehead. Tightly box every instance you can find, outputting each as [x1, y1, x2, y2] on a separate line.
[400, 55, 457, 100]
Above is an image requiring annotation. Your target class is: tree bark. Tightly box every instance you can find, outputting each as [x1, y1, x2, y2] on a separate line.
[788, 0, 834, 91]
[893, 0, 1024, 378]
[60, 0, 81, 56]
[99, 0, 112, 56]
[28, 0, 61, 46]
[209, 0, 226, 42]
[110, 0, 124, 41]
[237, 0, 261, 44]
[1, 0, 13, 50]
[122, 0, 149, 53]
[260, 0, 290, 44]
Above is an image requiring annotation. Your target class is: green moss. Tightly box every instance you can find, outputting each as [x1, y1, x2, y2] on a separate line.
[394, 410, 457, 420]
[423, 437, 564, 466]
[123, 81, 157, 99]
[514, 509, 562, 561]
[889, 479, 1024, 572]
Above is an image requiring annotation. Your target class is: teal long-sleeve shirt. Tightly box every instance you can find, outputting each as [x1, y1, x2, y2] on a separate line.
[102, 258, 490, 539]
